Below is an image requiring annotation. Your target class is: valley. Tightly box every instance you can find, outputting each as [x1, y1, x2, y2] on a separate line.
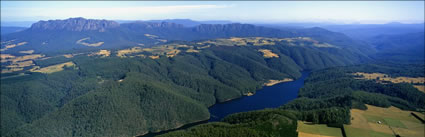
[0, 17, 424, 137]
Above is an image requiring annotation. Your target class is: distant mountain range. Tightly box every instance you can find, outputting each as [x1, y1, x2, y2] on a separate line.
[119, 19, 233, 27]
[1, 17, 372, 56]
[29, 17, 120, 32]
[368, 31, 425, 62]
[1, 17, 424, 137]
[321, 23, 425, 40]
[0, 27, 27, 35]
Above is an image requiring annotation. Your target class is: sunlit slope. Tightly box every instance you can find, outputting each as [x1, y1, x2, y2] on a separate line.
[1, 37, 370, 137]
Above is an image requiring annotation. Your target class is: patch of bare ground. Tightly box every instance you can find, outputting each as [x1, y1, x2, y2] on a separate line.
[76, 37, 104, 47]
[19, 50, 34, 54]
[258, 49, 279, 58]
[89, 50, 111, 57]
[264, 78, 293, 86]
[149, 55, 160, 59]
[31, 61, 76, 74]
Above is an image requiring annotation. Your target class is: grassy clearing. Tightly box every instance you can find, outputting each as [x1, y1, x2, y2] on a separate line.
[197, 37, 277, 46]
[258, 49, 279, 58]
[264, 78, 293, 86]
[0, 54, 16, 62]
[76, 37, 104, 47]
[144, 34, 159, 38]
[413, 85, 425, 93]
[195, 37, 335, 48]
[1, 54, 45, 73]
[149, 55, 160, 59]
[384, 118, 407, 129]
[166, 49, 181, 58]
[63, 54, 74, 58]
[0, 41, 27, 51]
[19, 50, 34, 54]
[116, 47, 144, 57]
[6, 60, 34, 68]
[31, 61, 76, 74]
[298, 132, 335, 137]
[353, 72, 425, 84]
[1, 67, 24, 73]
[297, 121, 343, 137]
[144, 34, 167, 42]
[344, 125, 394, 137]
[9, 54, 45, 62]
[89, 50, 111, 57]
[346, 104, 424, 137]
[117, 44, 193, 58]
[186, 49, 200, 53]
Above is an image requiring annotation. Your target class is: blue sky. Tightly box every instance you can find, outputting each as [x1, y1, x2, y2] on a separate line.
[1, 1, 424, 24]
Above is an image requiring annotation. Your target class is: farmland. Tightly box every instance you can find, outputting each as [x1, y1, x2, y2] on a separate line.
[89, 50, 111, 57]
[196, 37, 335, 48]
[352, 72, 425, 92]
[352, 72, 425, 84]
[31, 61, 76, 74]
[345, 104, 424, 137]
[297, 121, 343, 137]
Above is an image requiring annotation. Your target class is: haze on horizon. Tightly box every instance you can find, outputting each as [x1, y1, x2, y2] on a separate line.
[1, 1, 424, 25]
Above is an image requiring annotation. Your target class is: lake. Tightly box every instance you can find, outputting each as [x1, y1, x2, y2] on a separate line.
[208, 71, 310, 121]
[140, 71, 309, 137]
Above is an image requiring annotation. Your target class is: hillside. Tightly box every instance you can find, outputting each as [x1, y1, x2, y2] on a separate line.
[3, 17, 418, 137]
[368, 32, 425, 62]
[158, 62, 425, 137]
[1, 33, 371, 136]
[1, 18, 374, 56]
[323, 23, 425, 40]
[0, 27, 27, 35]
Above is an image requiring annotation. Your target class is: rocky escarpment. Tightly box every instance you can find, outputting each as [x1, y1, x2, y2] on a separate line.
[30, 17, 120, 32]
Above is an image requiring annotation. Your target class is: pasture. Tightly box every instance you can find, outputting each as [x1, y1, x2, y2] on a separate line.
[345, 104, 424, 137]
[297, 121, 343, 137]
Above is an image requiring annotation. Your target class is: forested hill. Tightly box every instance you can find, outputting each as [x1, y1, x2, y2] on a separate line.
[1, 17, 373, 56]
[157, 62, 425, 137]
[368, 31, 425, 62]
[1, 34, 370, 136]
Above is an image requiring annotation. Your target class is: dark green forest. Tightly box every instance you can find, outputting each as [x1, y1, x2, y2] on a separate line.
[1, 40, 368, 137]
[1, 17, 424, 137]
[157, 63, 424, 137]
[157, 109, 299, 137]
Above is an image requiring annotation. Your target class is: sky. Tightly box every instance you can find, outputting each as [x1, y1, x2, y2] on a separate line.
[1, 1, 424, 24]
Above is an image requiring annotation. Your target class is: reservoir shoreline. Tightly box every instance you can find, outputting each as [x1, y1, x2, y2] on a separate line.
[140, 71, 309, 137]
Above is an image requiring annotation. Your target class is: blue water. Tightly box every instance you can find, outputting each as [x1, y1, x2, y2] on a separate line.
[208, 71, 310, 122]
[140, 71, 309, 137]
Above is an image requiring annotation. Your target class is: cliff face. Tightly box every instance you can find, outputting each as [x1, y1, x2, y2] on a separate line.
[30, 17, 120, 32]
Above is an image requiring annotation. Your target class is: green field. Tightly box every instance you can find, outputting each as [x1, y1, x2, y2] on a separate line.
[363, 113, 408, 129]
[346, 105, 424, 137]
[364, 114, 387, 124]
[297, 121, 343, 137]
[344, 125, 394, 137]
[384, 118, 407, 129]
